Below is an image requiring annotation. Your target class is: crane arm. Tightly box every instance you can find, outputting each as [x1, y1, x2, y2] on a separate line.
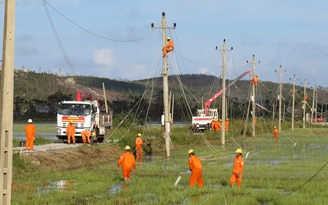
[204, 70, 251, 110]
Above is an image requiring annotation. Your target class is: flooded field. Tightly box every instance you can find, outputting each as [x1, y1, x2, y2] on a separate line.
[14, 123, 57, 141]
[12, 126, 328, 204]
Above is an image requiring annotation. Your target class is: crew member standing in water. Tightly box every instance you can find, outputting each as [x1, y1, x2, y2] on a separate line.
[188, 149, 204, 188]
[230, 148, 244, 187]
[135, 133, 146, 162]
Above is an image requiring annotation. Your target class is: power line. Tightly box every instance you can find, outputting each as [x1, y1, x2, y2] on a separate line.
[42, 0, 77, 76]
[43, 0, 154, 42]
[271, 161, 328, 202]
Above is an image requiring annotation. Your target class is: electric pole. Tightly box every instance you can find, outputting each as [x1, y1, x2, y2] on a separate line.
[247, 55, 260, 137]
[0, 0, 16, 204]
[291, 75, 298, 131]
[303, 79, 307, 128]
[311, 86, 317, 122]
[275, 65, 285, 133]
[151, 12, 176, 157]
[216, 39, 232, 145]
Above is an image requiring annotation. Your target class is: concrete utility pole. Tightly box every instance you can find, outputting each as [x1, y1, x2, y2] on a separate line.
[151, 12, 176, 157]
[247, 55, 260, 137]
[216, 39, 232, 145]
[303, 79, 307, 128]
[291, 75, 298, 131]
[102, 83, 108, 113]
[275, 66, 285, 133]
[0, 0, 16, 204]
[311, 86, 317, 122]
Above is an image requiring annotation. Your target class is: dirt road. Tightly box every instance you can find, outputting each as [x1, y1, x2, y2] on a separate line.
[13, 143, 85, 153]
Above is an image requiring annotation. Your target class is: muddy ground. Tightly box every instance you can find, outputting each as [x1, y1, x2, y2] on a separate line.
[20, 144, 124, 172]
[19, 138, 167, 172]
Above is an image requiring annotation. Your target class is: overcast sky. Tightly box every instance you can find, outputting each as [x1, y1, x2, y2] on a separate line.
[1, 0, 328, 87]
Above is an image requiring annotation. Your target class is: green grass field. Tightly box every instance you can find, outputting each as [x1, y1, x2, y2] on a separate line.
[12, 122, 328, 204]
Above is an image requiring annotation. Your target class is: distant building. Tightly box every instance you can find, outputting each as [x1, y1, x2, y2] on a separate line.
[36, 105, 53, 113]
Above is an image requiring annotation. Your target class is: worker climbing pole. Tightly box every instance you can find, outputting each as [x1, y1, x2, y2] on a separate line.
[151, 12, 176, 157]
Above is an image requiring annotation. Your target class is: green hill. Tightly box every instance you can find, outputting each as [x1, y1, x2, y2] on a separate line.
[1, 69, 327, 122]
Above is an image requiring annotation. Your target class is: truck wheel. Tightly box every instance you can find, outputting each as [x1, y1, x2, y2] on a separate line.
[98, 137, 104, 143]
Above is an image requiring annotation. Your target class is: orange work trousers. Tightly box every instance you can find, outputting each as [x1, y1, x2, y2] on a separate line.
[25, 136, 34, 151]
[230, 173, 242, 187]
[163, 47, 173, 57]
[136, 147, 143, 162]
[81, 134, 90, 145]
[189, 171, 204, 188]
[67, 134, 76, 144]
[122, 168, 132, 179]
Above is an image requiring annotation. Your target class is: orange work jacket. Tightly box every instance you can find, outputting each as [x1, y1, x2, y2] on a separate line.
[273, 128, 279, 138]
[252, 76, 259, 85]
[211, 120, 216, 130]
[135, 137, 144, 149]
[232, 155, 244, 175]
[117, 152, 136, 170]
[165, 40, 174, 49]
[81, 130, 91, 137]
[225, 120, 229, 131]
[188, 155, 202, 173]
[25, 124, 36, 138]
[66, 123, 76, 135]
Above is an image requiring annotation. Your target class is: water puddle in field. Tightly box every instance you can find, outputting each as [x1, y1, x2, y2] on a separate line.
[109, 184, 123, 195]
[36, 180, 76, 195]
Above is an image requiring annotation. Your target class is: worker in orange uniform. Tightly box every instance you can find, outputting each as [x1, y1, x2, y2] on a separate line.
[218, 119, 222, 131]
[162, 37, 174, 57]
[25, 119, 36, 152]
[251, 75, 259, 87]
[81, 129, 91, 145]
[304, 94, 308, 101]
[135, 133, 146, 163]
[66, 120, 76, 145]
[211, 118, 219, 131]
[273, 126, 279, 139]
[230, 148, 244, 187]
[225, 118, 229, 131]
[188, 149, 204, 188]
[117, 146, 136, 184]
[254, 117, 258, 126]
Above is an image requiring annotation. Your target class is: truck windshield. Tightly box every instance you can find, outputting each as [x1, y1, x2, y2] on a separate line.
[57, 103, 91, 116]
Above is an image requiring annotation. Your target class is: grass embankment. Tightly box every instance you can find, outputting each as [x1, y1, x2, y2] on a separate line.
[12, 121, 328, 204]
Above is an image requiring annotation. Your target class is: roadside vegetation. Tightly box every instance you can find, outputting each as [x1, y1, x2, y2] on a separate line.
[12, 121, 328, 204]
